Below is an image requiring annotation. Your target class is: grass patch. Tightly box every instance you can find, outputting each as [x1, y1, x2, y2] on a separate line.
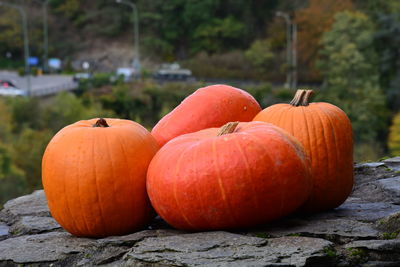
[323, 247, 337, 258]
[254, 232, 270, 238]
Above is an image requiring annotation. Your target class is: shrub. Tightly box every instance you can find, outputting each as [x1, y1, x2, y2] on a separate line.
[388, 112, 400, 156]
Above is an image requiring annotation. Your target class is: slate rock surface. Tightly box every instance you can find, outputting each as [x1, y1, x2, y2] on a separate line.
[0, 159, 400, 266]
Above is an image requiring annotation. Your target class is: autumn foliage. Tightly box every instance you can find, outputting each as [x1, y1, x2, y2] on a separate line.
[295, 0, 353, 81]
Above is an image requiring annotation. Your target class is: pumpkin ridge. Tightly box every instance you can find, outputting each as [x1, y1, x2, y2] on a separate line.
[232, 135, 261, 215]
[299, 106, 312, 159]
[245, 131, 287, 215]
[192, 143, 209, 227]
[314, 105, 332, 186]
[249, 126, 311, 215]
[316, 105, 339, 182]
[114, 129, 134, 229]
[212, 138, 237, 226]
[76, 129, 91, 235]
[289, 108, 296, 137]
[280, 106, 293, 137]
[317, 104, 353, 204]
[92, 130, 108, 234]
[173, 143, 197, 229]
[264, 105, 285, 122]
[103, 129, 121, 231]
[56, 137, 79, 234]
[296, 106, 317, 206]
[62, 129, 86, 235]
[61, 128, 86, 235]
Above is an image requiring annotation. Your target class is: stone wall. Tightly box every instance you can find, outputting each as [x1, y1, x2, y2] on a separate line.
[1, 158, 400, 266]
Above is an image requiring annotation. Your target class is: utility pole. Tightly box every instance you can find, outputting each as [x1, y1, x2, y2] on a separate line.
[276, 11, 297, 90]
[276, 11, 291, 89]
[292, 22, 297, 90]
[42, 0, 49, 73]
[0, 1, 31, 96]
[116, 0, 141, 78]
[32, 0, 50, 73]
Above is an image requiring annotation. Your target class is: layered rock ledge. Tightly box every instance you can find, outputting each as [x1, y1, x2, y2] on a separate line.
[1, 157, 400, 266]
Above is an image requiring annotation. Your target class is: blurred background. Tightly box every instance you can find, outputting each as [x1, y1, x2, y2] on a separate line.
[0, 0, 399, 205]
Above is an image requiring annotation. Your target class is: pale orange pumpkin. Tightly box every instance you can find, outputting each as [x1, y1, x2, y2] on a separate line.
[253, 90, 353, 212]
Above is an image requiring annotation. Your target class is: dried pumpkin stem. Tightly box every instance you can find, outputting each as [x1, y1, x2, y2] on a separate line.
[290, 89, 314, 106]
[301, 90, 314, 106]
[93, 118, 110, 127]
[217, 121, 239, 136]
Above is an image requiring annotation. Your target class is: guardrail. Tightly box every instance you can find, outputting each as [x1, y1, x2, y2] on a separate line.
[31, 81, 79, 97]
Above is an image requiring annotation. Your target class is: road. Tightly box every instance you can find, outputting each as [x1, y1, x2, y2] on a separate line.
[0, 71, 78, 97]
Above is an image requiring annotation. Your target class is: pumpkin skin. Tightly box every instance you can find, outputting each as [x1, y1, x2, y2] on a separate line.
[253, 90, 353, 212]
[147, 121, 312, 231]
[151, 84, 261, 147]
[42, 118, 159, 237]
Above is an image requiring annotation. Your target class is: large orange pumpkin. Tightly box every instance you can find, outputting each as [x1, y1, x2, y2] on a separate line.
[151, 84, 261, 146]
[42, 118, 159, 237]
[147, 121, 312, 230]
[253, 89, 353, 212]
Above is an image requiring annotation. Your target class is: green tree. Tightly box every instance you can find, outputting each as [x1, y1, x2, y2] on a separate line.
[356, 0, 400, 16]
[388, 112, 400, 156]
[0, 9, 21, 56]
[318, 11, 388, 145]
[44, 92, 114, 132]
[192, 16, 246, 53]
[245, 39, 275, 73]
[11, 128, 52, 191]
[374, 15, 400, 111]
[100, 84, 149, 121]
[0, 98, 26, 205]
[0, 98, 13, 141]
[354, 0, 400, 111]
[9, 97, 43, 133]
[0, 142, 26, 205]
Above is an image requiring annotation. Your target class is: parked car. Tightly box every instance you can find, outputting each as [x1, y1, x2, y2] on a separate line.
[153, 63, 194, 81]
[0, 80, 27, 97]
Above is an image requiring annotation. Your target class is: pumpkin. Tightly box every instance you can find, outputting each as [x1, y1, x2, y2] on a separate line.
[42, 118, 159, 237]
[147, 121, 312, 230]
[151, 84, 261, 147]
[253, 89, 353, 212]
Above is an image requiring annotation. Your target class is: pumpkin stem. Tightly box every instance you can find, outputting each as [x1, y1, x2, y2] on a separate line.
[217, 122, 239, 136]
[93, 118, 110, 127]
[290, 89, 314, 106]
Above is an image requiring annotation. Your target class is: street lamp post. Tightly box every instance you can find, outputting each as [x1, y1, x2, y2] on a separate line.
[292, 22, 297, 90]
[116, 0, 141, 77]
[0, 1, 31, 96]
[276, 11, 291, 89]
[42, 0, 50, 73]
[32, 0, 50, 73]
[276, 11, 297, 90]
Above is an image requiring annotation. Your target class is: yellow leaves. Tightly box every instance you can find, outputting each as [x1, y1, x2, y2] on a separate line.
[389, 113, 400, 156]
[55, 0, 81, 19]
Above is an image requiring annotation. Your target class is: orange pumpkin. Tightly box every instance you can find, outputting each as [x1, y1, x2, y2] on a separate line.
[42, 118, 159, 237]
[151, 84, 261, 146]
[253, 89, 353, 212]
[147, 121, 312, 230]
